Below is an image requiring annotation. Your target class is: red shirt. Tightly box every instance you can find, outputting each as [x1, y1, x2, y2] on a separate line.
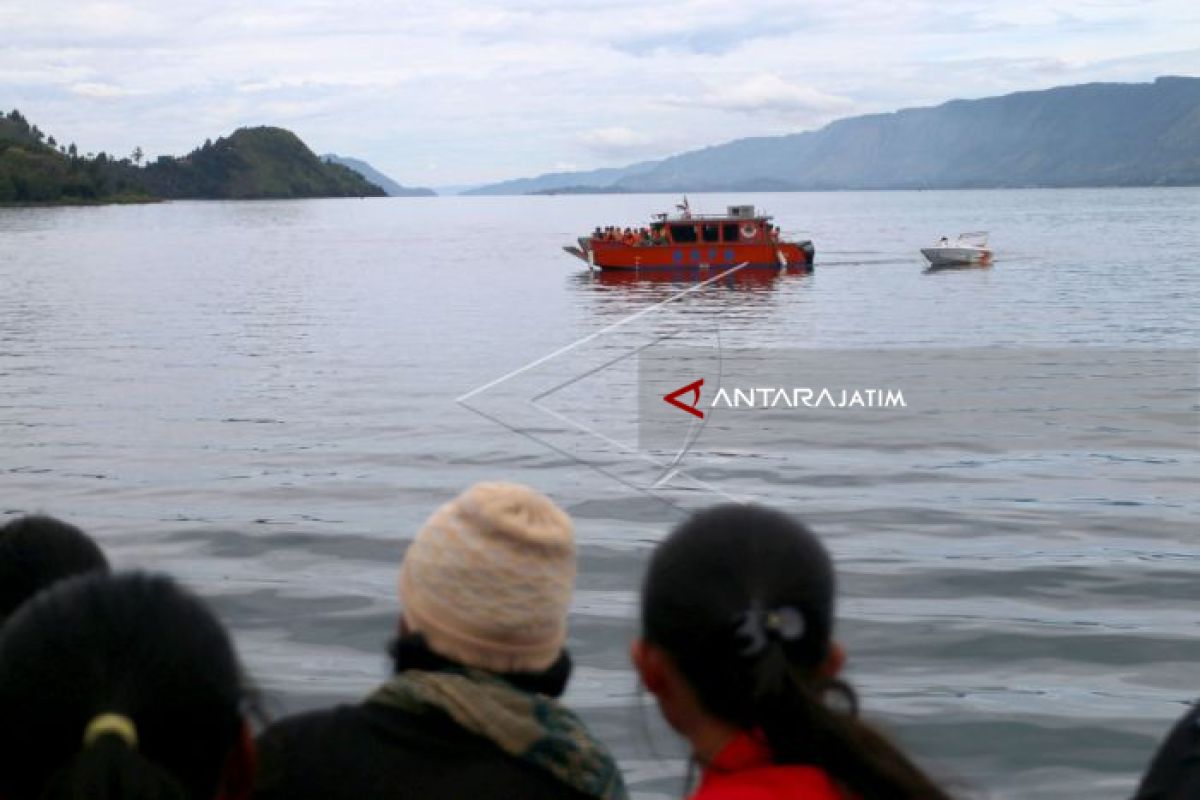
[693, 732, 844, 800]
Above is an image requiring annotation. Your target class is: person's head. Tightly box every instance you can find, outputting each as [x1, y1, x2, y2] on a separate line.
[398, 481, 576, 675]
[632, 504, 949, 800]
[0, 571, 254, 800]
[0, 514, 109, 624]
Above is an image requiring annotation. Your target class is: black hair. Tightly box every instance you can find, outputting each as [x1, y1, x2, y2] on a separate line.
[0, 571, 247, 800]
[0, 514, 109, 623]
[641, 504, 951, 800]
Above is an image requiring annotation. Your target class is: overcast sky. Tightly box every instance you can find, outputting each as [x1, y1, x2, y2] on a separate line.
[2, 0, 1197, 187]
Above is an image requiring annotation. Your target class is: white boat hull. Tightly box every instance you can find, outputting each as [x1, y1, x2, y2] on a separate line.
[921, 246, 992, 266]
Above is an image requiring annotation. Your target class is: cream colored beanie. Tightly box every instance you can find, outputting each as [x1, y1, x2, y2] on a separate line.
[399, 482, 576, 673]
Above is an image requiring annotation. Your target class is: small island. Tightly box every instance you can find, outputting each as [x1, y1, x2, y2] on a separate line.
[0, 110, 386, 205]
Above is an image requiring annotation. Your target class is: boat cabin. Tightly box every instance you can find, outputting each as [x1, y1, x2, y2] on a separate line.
[643, 205, 777, 246]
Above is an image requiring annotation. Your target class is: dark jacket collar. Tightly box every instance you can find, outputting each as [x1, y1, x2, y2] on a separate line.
[388, 634, 572, 698]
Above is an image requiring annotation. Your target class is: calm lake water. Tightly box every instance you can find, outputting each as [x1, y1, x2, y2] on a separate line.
[1, 189, 1197, 799]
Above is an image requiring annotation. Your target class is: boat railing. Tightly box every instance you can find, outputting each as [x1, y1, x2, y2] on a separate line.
[662, 213, 774, 222]
[957, 231, 989, 246]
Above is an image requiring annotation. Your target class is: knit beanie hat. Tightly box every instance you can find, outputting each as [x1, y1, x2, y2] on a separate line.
[399, 482, 576, 673]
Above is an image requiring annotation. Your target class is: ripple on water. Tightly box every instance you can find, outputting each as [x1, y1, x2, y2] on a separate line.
[1, 190, 1197, 800]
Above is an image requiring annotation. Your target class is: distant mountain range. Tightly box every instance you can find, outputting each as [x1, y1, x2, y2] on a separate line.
[467, 76, 1200, 194]
[322, 154, 435, 196]
[1, 115, 384, 203]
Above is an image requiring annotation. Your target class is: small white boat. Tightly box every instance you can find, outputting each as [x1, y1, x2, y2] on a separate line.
[921, 232, 992, 266]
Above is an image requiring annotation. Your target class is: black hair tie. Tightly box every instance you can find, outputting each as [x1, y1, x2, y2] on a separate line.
[734, 606, 805, 657]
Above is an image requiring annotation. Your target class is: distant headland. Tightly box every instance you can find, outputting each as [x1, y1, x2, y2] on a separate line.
[0, 113, 391, 205]
[321, 155, 435, 197]
[466, 76, 1200, 195]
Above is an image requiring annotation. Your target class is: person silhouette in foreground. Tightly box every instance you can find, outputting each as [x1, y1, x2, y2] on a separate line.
[0, 513, 109, 625]
[1133, 700, 1200, 799]
[0, 571, 256, 800]
[255, 482, 627, 800]
[632, 504, 952, 800]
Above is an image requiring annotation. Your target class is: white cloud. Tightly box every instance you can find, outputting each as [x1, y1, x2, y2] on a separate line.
[702, 74, 856, 118]
[576, 127, 661, 157]
[971, 6, 1064, 28]
[70, 82, 135, 98]
[0, 0, 1196, 183]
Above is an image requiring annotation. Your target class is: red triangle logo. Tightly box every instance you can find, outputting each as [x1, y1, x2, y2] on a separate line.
[663, 378, 705, 419]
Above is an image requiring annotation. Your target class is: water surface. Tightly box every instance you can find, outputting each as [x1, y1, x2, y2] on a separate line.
[1, 189, 1197, 799]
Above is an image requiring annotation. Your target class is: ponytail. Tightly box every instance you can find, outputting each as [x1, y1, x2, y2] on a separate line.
[42, 733, 189, 800]
[749, 648, 951, 800]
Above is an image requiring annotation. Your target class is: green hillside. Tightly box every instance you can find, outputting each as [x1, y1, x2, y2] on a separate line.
[141, 128, 384, 199]
[0, 113, 384, 204]
[0, 110, 151, 203]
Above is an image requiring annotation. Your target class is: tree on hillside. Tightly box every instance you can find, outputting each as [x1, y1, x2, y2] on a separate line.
[132, 146, 143, 166]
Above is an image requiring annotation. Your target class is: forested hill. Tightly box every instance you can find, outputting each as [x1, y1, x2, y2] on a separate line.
[0, 110, 153, 203]
[0, 113, 384, 203]
[141, 128, 383, 199]
[468, 76, 1200, 194]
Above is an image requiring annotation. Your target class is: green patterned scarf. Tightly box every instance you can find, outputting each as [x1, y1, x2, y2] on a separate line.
[369, 668, 627, 800]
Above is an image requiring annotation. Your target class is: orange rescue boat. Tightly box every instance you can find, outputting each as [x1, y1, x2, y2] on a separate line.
[564, 199, 815, 272]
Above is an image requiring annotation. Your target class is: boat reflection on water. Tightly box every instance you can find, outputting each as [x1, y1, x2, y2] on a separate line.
[568, 264, 814, 329]
[922, 261, 995, 275]
[574, 264, 813, 291]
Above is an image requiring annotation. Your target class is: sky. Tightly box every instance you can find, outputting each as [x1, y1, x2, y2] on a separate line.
[2, 0, 1198, 188]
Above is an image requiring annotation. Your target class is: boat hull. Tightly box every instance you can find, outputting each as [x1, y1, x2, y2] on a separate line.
[920, 247, 992, 266]
[578, 239, 814, 270]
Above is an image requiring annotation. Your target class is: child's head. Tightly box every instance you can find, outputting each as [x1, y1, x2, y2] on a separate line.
[0, 514, 108, 624]
[633, 504, 949, 800]
[0, 571, 254, 800]
[634, 504, 843, 745]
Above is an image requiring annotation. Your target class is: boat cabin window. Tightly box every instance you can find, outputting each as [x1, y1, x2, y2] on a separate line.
[722, 223, 740, 242]
[701, 223, 720, 243]
[669, 224, 697, 243]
